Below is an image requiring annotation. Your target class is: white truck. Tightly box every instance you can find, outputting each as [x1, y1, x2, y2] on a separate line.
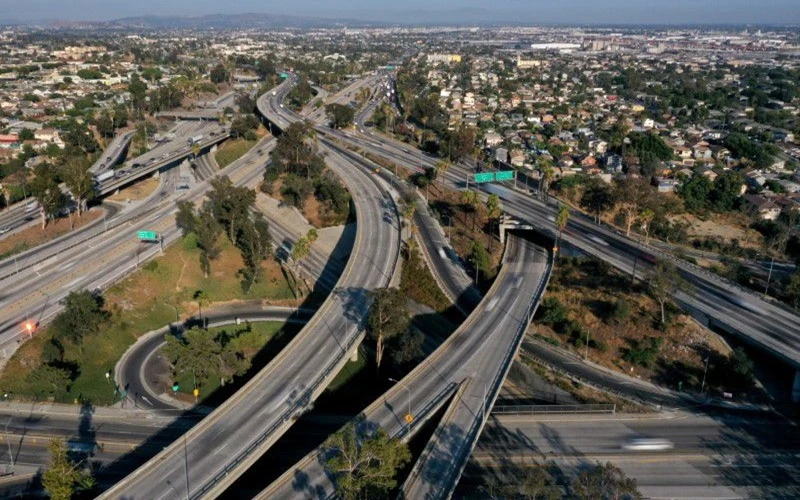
[94, 170, 115, 184]
[188, 134, 204, 145]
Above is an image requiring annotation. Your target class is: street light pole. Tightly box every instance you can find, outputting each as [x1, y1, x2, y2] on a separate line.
[584, 329, 590, 360]
[630, 233, 643, 284]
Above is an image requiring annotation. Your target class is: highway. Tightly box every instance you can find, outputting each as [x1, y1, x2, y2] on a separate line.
[98, 78, 402, 499]
[327, 98, 800, 373]
[462, 412, 800, 499]
[0, 129, 133, 239]
[89, 130, 135, 174]
[259, 230, 550, 499]
[0, 121, 274, 368]
[95, 123, 229, 196]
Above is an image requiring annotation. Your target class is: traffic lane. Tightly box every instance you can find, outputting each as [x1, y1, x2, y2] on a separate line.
[262, 235, 539, 499]
[101, 130, 400, 498]
[402, 238, 549, 498]
[477, 412, 800, 457]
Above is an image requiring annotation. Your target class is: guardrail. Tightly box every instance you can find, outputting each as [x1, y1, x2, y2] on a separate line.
[492, 403, 616, 415]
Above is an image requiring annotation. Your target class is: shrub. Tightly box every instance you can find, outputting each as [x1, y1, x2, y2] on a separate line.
[622, 337, 663, 368]
[537, 297, 567, 326]
[608, 299, 632, 324]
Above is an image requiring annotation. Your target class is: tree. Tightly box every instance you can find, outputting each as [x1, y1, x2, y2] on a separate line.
[367, 288, 409, 372]
[443, 126, 476, 163]
[30, 365, 72, 400]
[163, 327, 221, 388]
[43, 438, 95, 500]
[649, 259, 686, 325]
[638, 208, 655, 244]
[236, 213, 273, 292]
[175, 200, 197, 237]
[229, 115, 259, 139]
[209, 63, 230, 85]
[30, 163, 65, 229]
[18, 128, 35, 141]
[207, 176, 256, 245]
[486, 193, 502, 251]
[469, 241, 491, 283]
[460, 189, 479, 231]
[195, 207, 222, 278]
[615, 177, 651, 236]
[128, 73, 148, 118]
[571, 462, 642, 500]
[323, 424, 411, 500]
[555, 203, 570, 250]
[434, 159, 451, 186]
[326, 103, 356, 129]
[581, 179, 616, 224]
[62, 157, 95, 216]
[709, 171, 744, 212]
[50, 290, 108, 349]
[726, 347, 755, 389]
[678, 174, 712, 212]
[402, 200, 417, 237]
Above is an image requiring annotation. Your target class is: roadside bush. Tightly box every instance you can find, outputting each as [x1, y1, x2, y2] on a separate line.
[607, 299, 632, 324]
[622, 337, 663, 368]
[536, 297, 567, 326]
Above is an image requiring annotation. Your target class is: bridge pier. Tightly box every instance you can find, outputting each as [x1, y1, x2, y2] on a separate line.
[349, 347, 359, 363]
[793, 370, 800, 403]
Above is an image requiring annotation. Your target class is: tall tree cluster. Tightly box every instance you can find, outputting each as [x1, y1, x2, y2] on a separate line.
[175, 177, 272, 290]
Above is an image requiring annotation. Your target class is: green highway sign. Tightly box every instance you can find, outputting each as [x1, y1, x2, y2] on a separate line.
[495, 170, 515, 181]
[137, 230, 158, 241]
[279, 72, 288, 79]
[474, 172, 495, 183]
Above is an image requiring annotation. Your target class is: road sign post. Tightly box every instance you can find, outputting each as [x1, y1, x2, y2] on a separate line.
[495, 170, 515, 182]
[474, 172, 495, 184]
[137, 230, 158, 242]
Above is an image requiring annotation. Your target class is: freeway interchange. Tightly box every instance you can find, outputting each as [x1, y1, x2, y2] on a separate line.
[0, 71, 798, 500]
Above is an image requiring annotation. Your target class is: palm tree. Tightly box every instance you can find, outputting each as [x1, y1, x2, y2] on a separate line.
[460, 190, 479, 231]
[402, 201, 417, 238]
[555, 204, 570, 252]
[435, 159, 451, 187]
[193, 290, 209, 327]
[486, 194, 502, 252]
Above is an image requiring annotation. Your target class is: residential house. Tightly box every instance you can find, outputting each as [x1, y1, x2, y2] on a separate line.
[742, 194, 782, 220]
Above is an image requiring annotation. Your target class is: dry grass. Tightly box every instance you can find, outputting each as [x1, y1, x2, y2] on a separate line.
[532, 257, 732, 392]
[106, 176, 161, 202]
[0, 210, 102, 259]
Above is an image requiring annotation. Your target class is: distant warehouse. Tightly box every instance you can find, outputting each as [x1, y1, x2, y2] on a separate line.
[426, 53, 462, 64]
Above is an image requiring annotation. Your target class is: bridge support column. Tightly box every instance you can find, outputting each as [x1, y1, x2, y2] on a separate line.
[350, 347, 359, 363]
[153, 170, 160, 179]
[792, 370, 800, 403]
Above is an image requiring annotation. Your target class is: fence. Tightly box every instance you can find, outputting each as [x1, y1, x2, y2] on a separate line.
[492, 403, 616, 415]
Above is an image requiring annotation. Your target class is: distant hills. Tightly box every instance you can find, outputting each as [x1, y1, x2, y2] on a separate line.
[46, 13, 390, 30]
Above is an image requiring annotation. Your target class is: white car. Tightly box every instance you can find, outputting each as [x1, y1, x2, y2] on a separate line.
[622, 438, 674, 452]
[0, 227, 9, 234]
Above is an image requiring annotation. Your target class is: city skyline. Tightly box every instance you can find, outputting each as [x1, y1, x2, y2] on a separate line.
[3, 0, 800, 25]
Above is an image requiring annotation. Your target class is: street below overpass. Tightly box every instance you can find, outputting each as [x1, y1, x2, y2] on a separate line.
[458, 411, 800, 499]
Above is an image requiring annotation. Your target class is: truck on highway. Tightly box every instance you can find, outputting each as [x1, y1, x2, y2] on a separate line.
[188, 134, 204, 145]
[94, 170, 115, 184]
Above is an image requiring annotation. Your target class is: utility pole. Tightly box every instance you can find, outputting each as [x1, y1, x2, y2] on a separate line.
[630, 233, 642, 284]
[700, 355, 710, 395]
[584, 329, 590, 360]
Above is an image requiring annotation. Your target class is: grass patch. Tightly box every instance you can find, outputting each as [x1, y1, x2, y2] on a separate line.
[215, 138, 258, 168]
[0, 235, 297, 405]
[400, 246, 451, 313]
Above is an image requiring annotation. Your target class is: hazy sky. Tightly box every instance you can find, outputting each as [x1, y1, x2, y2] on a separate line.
[3, 0, 799, 24]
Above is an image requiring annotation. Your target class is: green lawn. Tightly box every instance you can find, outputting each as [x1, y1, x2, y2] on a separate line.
[0, 235, 296, 406]
[215, 138, 258, 168]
